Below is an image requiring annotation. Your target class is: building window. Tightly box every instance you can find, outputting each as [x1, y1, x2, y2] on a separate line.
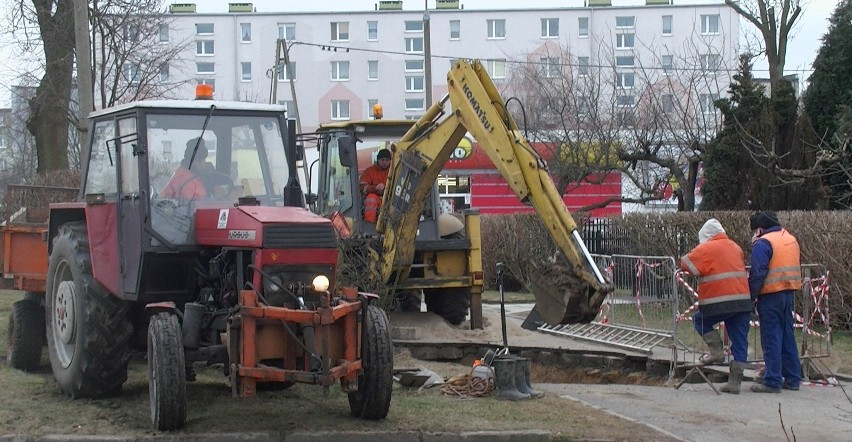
[700, 93, 720, 113]
[486, 59, 506, 79]
[405, 20, 424, 32]
[331, 61, 350, 81]
[540, 57, 560, 78]
[241, 62, 251, 81]
[406, 60, 424, 73]
[240, 23, 251, 42]
[405, 98, 425, 111]
[701, 54, 721, 73]
[662, 94, 674, 114]
[196, 40, 215, 56]
[616, 33, 635, 49]
[578, 56, 589, 77]
[541, 18, 558, 38]
[578, 17, 589, 37]
[405, 75, 424, 92]
[368, 60, 379, 80]
[331, 22, 349, 41]
[159, 63, 169, 81]
[368, 21, 378, 40]
[158, 24, 169, 43]
[662, 15, 672, 36]
[701, 14, 720, 35]
[616, 16, 635, 29]
[662, 55, 673, 75]
[405, 37, 423, 53]
[278, 23, 296, 40]
[277, 62, 296, 81]
[618, 111, 635, 128]
[331, 100, 350, 120]
[122, 63, 140, 85]
[368, 99, 379, 119]
[616, 55, 634, 67]
[195, 23, 214, 35]
[616, 72, 635, 89]
[487, 19, 506, 39]
[450, 20, 460, 40]
[616, 94, 635, 107]
[196, 62, 215, 74]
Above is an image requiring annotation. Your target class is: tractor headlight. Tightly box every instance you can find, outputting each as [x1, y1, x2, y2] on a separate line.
[263, 275, 283, 294]
[312, 275, 330, 292]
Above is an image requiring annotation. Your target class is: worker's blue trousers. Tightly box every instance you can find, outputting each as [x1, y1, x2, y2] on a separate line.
[693, 310, 751, 362]
[756, 291, 801, 389]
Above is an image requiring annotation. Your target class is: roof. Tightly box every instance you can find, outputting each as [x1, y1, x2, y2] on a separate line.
[88, 100, 288, 119]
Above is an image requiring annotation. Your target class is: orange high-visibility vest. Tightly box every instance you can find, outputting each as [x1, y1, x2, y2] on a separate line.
[759, 229, 802, 294]
[364, 193, 381, 223]
[680, 233, 751, 313]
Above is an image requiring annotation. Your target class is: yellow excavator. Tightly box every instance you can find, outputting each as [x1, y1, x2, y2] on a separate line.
[308, 59, 612, 326]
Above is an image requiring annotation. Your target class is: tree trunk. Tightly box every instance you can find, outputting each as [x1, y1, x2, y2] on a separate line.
[25, 0, 76, 173]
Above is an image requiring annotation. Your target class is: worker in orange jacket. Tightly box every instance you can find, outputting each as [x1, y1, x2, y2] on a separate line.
[680, 218, 752, 394]
[359, 148, 391, 222]
[748, 210, 802, 393]
[161, 138, 215, 200]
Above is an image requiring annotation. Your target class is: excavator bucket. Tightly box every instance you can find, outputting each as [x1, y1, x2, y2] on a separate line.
[529, 260, 606, 324]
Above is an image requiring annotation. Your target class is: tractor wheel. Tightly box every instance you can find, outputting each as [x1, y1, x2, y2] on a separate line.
[6, 298, 45, 371]
[348, 304, 393, 420]
[148, 312, 186, 431]
[424, 288, 471, 326]
[45, 221, 132, 398]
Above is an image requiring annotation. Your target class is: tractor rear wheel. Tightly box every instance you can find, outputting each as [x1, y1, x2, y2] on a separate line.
[46, 221, 132, 398]
[6, 298, 45, 371]
[424, 288, 471, 326]
[348, 304, 393, 420]
[148, 312, 186, 431]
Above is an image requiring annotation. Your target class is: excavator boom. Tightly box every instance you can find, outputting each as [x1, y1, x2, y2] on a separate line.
[376, 60, 612, 324]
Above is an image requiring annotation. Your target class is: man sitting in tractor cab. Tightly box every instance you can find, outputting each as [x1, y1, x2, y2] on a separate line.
[161, 138, 235, 200]
[359, 148, 391, 223]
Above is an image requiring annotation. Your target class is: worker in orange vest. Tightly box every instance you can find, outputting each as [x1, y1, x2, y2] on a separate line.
[680, 218, 752, 394]
[161, 138, 215, 200]
[359, 148, 391, 222]
[749, 211, 802, 393]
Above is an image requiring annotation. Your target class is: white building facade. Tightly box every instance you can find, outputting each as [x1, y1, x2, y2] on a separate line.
[159, 1, 739, 133]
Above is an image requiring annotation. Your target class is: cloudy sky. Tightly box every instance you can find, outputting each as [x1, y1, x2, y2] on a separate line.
[0, 0, 838, 107]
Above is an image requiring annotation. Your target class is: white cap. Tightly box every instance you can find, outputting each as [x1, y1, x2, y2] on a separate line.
[698, 218, 725, 244]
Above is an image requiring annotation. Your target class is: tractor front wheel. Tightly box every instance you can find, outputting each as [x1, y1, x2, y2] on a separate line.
[148, 312, 187, 431]
[6, 298, 45, 371]
[46, 222, 132, 398]
[348, 304, 393, 420]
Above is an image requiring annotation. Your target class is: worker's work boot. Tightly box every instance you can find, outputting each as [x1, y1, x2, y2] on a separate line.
[699, 331, 726, 365]
[492, 357, 530, 401]
[720, 361, 747, 394]
[512, 357, 544, 399]
[750, 383, 781, 393]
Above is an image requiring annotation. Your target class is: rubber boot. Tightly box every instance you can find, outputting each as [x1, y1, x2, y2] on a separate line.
[750, 383, 781, 393]
[699, 331, 725, 365]
[492, 357, 530, 401]
[513, 357, 544, 398]
[720, 361, 746, 394]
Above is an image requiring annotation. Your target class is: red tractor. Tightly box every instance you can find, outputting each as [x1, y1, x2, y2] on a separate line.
[4, 95, 392, 430]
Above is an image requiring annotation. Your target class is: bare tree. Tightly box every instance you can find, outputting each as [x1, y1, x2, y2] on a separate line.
[505, 29, 732, 212]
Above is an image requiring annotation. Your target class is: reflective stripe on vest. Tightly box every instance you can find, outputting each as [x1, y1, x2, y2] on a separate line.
[759, 229, 802, 294]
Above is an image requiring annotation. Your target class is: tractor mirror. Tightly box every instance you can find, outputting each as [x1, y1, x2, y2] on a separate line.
[337, 136, 356, 168]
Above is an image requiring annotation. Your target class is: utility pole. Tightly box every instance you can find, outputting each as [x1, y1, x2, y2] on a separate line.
[423, 0, 432, 107]
[73, 0, 93, 166]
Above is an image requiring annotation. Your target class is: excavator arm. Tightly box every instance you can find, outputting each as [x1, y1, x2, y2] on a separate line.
[375, 60, 612, 324]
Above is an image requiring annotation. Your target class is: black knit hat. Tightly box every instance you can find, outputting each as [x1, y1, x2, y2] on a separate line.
[749, 213, 760, 230]
[754, 211, 780, 229]
[377, 148, 391, 160]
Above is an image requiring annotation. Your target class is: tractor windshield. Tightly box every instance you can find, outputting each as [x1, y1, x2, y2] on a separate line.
[147, 111, 290, 244]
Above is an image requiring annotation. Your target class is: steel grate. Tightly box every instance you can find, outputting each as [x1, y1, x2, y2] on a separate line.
[538, 322, 672, 354]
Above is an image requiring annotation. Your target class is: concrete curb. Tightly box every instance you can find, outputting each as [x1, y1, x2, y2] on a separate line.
[2, 431, 554, 442]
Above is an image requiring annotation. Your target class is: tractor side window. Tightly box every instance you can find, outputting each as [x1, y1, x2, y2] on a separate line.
[118, 117, 139, 195]
[85, 119, 118, 195]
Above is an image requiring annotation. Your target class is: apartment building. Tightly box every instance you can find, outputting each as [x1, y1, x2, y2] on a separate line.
[161, 1, 738, 131]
